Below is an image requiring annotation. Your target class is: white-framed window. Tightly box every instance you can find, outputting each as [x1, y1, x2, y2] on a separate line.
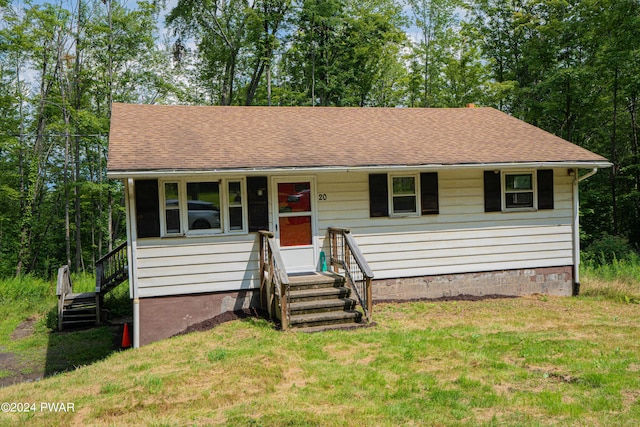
[163, 182, 182, 234]
[389, 174, 419, 216]
[502, 171, 535, 210]
[159, 178, 247, 236]
[227, 180, 244, 231]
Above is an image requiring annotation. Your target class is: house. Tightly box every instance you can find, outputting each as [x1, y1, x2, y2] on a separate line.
[107, 104, 610, 346]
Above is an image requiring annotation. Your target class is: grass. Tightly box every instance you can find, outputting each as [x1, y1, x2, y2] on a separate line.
[581, 252, 640, 303]
[0, 294, 639, 426]
[0, 273, 129, 383]
[0, 259, 637, 425]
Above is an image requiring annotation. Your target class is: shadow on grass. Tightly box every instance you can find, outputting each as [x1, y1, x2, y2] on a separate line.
[44, 325, 120, 376]
[44, 283, 132, 377]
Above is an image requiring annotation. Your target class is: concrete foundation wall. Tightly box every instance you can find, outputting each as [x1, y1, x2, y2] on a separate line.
[138, 266, 572, 345]
[138, 289, 258, 346]
[372, 266, 574, 301]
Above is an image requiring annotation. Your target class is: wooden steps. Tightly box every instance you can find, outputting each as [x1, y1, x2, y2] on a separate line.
[284, 272, 364, 330]
[61, 292, 98, 328]
[57, 242, 128, 331]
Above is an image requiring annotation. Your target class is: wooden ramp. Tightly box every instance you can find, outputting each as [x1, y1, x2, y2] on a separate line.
[56, 242, 128, 331]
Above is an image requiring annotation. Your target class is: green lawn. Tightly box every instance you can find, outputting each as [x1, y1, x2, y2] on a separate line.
[0, 274, 126, 385]
[1, 292, 639, 426]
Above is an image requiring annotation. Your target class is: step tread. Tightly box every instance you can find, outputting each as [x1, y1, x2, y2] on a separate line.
[289, 310, 361, 325]
[65, 292, 97, 301]
[62, 315, 97, 320]
[287, 272, 344, 285]
[63, 307, 96, 316]
[61, 319, 97, 325]
[287, 272, 345, 290]
[63, 303, 96, 311]
[288, 286, 351, 299]
[289, 298, 356, 311]
[297, 323, 372, 333]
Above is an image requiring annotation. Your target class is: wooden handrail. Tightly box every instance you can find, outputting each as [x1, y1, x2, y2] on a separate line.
[328, 227, 374, 323]
[259, 231, 290, 330]
[95, 241, 128, 294]
[96, 240, 127, 265]
[56, 265, 72, 331]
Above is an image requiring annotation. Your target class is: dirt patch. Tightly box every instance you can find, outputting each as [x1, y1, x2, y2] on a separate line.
[10, 317, 37, 340]
[172, 308, 267, 337]
[0, 351, 45, 388]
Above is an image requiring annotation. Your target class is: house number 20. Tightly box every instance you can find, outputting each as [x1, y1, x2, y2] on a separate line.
[318, 193, 327, 201]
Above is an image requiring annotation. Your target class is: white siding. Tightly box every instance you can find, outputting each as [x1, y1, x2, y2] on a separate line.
[134, 234, 259, 298]
[130, 168, 575, 298]
[316, 169, 575, 281]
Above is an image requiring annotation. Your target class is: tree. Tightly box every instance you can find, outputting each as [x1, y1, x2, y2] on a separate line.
[406, 0, 460, 107]
[283, 0, 406, 106]
[167, 0, 290, 106]
[0, 0, 177, 277]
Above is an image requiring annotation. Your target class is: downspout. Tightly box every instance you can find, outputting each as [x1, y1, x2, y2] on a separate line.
[126, 178, 141, 348]
[572, 168, 598, 295]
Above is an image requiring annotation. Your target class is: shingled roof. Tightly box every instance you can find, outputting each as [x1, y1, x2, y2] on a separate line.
[107, 104, 609, 175]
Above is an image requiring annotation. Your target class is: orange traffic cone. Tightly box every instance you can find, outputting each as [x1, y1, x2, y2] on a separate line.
[121, 323, 131, 349]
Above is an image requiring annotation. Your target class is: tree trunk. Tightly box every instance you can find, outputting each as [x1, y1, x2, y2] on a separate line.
[16, 53, 53, 276]
[74, 0, 83, 272]
[610, 67, 618, 235]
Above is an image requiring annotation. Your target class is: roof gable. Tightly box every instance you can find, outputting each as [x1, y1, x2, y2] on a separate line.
[107, 104, 609, 174]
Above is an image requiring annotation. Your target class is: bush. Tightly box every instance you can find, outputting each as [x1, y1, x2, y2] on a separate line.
[583, 233, 638, 264]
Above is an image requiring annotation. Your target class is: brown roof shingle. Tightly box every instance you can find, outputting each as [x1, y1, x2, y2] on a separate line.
[107, 104, 609, 174]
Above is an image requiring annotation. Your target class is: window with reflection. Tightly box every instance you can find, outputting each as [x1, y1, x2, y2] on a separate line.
[160, 179, 246, 236]
[391, 176, 417, 214]
[504, 173, 534, 209]
[164, 182, 181, 234]
[228, 181, 243, 230]
[278, 182, 311, 213]
[186, 182, 220, 230]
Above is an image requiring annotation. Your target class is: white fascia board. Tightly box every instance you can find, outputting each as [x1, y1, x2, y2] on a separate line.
[107, 160, 612, 180]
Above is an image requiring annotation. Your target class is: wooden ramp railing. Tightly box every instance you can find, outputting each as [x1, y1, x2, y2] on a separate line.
[328, 227, 374, 323]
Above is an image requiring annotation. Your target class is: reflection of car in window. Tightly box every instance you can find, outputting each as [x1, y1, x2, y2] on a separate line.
[188, 201, 220, 229]
[165, 200, 220, 230]
[282, 189, 310, 212]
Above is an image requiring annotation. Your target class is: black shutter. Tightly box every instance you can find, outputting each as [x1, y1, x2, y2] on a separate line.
[484, 171, 502, 212]
[135, 179, 160, 238]
[248, 176, 269, 232]
[537, 169, 554, 210]
[420, 172, 439, 215]
[369, 174, 389, 217]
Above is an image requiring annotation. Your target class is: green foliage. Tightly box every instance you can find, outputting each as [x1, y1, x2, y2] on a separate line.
[581, 253, 640, 283]
[103, 278, 132, 318]
[581, 247, 640, 303]
[0, 275, 53, 305]
[0, 0, 173, 278]
[583, 233, 638, 264]
[1, 0, 639, 278]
